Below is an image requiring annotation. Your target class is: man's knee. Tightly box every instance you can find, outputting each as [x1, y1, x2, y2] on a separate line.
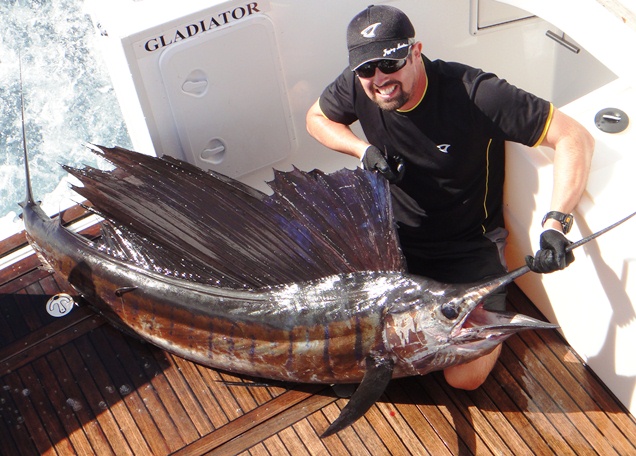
[443, 345, 502, 390]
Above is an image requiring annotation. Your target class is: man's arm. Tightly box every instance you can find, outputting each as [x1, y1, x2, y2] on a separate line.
[526, 108, 594, 273]
[306, 99, 369, 159]
[540, 108, 595, 231]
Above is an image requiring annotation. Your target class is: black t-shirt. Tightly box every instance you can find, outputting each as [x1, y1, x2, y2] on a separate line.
[319, 57, 552, 246]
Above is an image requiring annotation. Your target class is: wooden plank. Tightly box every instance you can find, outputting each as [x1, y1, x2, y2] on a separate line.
[274, 426, 311, 455]
[493, 350, 577, 455]
[323, 401, 392, 455]
[448, 369, 535, 455]
[516, 328, 631, 453]
[0, 231, 28, 259]
[0, 289, 37, 345]
[219, 371, 265, 416]
[168, 354, 228, 431]
[145, 349, 214, 439]
[225, 375, 276, 409]
[411, 373, 494, 455]
[0, 254, 42, 289]
[237, 443, 269, 456]
[306, 410, 353, 455]
[259, 434, 293, 456]
[60, 340, 133, 455]
[0, 411, 26, 456]
[37, 273, 64, 297]
[409, 373, 486, 455]
[381, 379, 454, 455]
[291, 417, 332, 455]
[0, 309, 103, 375]
[106, 329, 196, 450]
[506, 328, 621, 454]
[0, 293, 23, 347]
[508, 286, 636, 453]
[480, 361, 554, 453]
[0, 372, 40, 455]
[195, 365, 246, 423]
[20, 280, 55, 331]
[29, 355, 96, 455]
[13, 365, 73, 455]
[88, 327, 172, 455]
[429, 373, 508, 455]
[44, 348, 115, 456]
[498, 340, 583, 454]
[362, 400, 430, 455]
[73, 331, 153, 455]
[394, 376, 473, 455]
[0, 265, 52, 298]
[172, 385, 329, 455]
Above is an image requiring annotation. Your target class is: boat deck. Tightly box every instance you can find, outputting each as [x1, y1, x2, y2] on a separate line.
[1, 215, 636, 455]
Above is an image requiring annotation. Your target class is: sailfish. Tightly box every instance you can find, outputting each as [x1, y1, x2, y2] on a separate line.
[17, 86, 634, 437]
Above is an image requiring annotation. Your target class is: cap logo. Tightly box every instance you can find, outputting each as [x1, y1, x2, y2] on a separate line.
[361, 22, 381, 38]
[383, 41, 410, 57]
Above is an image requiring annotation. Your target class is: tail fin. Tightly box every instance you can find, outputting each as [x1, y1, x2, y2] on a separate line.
[18, 54, 35, 208]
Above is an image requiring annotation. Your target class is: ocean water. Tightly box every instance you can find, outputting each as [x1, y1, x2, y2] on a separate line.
[0, 0, 131, 240]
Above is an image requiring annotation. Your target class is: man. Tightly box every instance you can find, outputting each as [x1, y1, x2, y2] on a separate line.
[306, 5, 594, 390]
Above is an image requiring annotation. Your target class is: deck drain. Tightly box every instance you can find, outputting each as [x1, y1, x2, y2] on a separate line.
[46, 293, 76, 317]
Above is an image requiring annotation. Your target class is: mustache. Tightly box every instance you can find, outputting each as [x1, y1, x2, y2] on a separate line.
[373, 80, 402, 90]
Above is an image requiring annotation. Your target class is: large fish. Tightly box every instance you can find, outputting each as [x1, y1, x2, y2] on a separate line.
[17, 87, 633, 437]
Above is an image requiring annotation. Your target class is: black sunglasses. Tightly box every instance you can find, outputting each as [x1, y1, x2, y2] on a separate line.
[354, 47, 412, 78]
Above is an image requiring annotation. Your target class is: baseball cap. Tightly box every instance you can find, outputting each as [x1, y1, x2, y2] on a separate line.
[347, 5, 415, 71]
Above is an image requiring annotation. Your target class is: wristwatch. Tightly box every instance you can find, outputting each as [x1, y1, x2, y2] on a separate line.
[541, 211, 574, 234]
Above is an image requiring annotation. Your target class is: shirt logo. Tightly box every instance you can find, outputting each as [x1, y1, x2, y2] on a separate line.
[437, 144, 451, 153]
[361, 22, 381, 38]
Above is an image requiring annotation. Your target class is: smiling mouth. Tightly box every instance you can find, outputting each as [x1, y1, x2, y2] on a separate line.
[375, 83, 399, 98]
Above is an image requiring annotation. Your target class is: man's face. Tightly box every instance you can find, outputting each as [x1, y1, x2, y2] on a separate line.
[356, 43, 423, 111]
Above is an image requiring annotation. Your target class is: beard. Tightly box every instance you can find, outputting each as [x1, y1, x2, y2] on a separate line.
[371, 81, 411, 111]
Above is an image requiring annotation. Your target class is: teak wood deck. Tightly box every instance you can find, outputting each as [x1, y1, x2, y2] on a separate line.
[1, 210, 635, 455]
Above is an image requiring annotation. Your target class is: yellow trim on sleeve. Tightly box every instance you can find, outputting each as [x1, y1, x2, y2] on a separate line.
[316, 97, 329, 119]
[532, 103, 554, 147]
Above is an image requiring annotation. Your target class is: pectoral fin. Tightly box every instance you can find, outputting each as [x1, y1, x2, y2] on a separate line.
[321, 354, 394, 437]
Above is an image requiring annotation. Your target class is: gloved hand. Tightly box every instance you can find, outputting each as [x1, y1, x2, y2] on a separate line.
[525, 229, 575, 273]
[361, 145, 403, 183]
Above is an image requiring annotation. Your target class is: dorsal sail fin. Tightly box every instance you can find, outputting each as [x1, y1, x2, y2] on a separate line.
[64, 145, 405, 288]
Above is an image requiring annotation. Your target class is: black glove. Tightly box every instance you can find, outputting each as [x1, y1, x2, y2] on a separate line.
[361, 145, 404, 183]
[525, 229, 575, 273]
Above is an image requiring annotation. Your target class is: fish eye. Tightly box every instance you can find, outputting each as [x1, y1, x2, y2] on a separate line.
[441, 302, 459, 320]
